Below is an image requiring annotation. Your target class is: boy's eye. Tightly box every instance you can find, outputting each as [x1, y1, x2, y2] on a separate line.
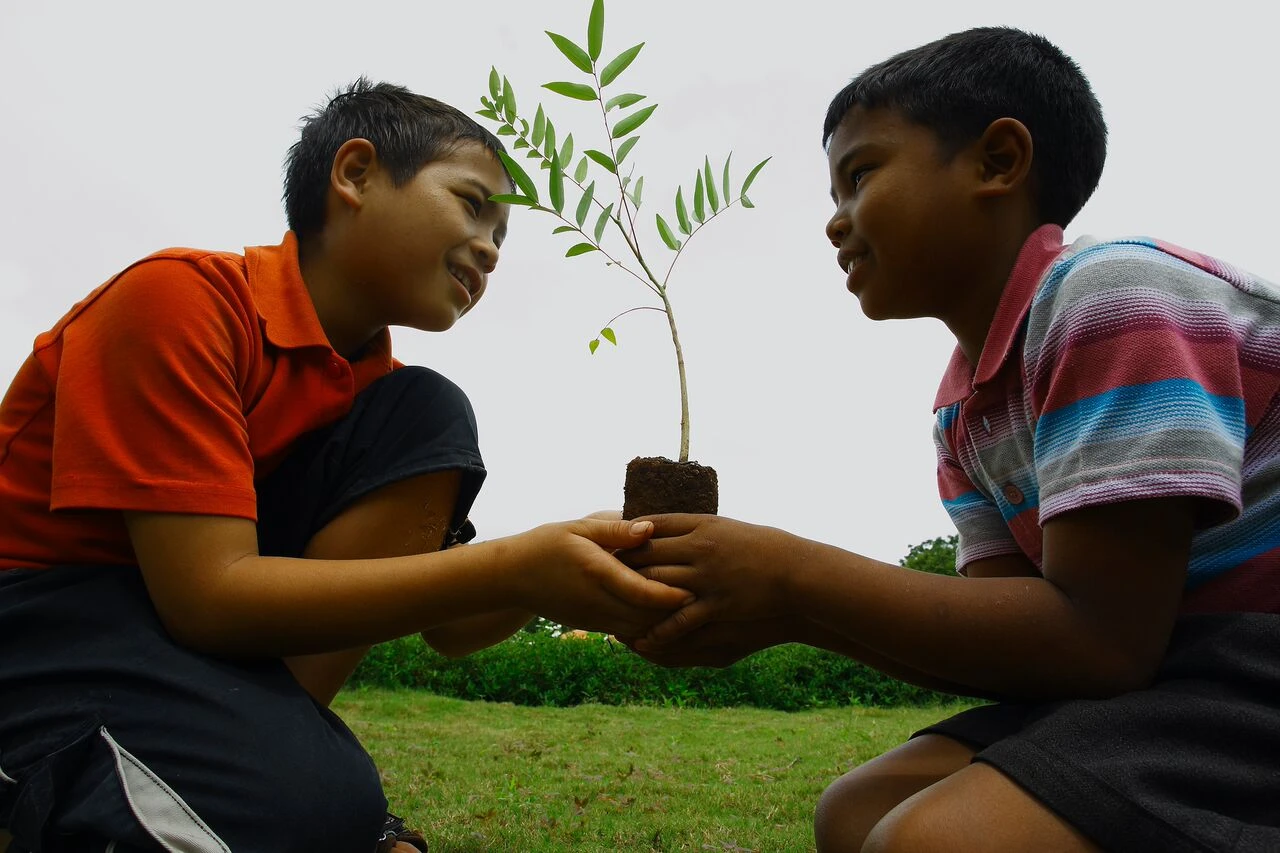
[850, 166, 871, 191]
[463, 195, 484, 215]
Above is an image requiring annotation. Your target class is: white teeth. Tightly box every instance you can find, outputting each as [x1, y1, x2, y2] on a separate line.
[846, 257, 859, 275]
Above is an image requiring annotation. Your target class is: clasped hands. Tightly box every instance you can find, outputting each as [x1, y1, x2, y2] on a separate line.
[581, 511, 796, 669]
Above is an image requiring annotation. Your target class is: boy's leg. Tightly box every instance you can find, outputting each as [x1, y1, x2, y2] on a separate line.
[283, 471, 463, 705]
[255, 365, 486, 706]
[862, 762, 1101, 853]
[813, 734, 973, 852]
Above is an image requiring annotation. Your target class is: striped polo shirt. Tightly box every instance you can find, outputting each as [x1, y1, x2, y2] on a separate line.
[934, 224, 1280, 613]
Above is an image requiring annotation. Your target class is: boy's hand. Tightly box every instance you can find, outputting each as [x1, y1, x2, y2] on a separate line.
[508, 518, 691, 637]
[617, 514, 795, 647]
[617, 617, 798, 668]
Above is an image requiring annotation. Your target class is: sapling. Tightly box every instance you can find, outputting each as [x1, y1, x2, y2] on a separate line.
[476, 0, 768, 516]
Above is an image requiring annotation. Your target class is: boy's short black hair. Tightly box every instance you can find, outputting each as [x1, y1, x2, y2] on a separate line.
[284, 78, 507, 238]
[822, 27, 1106, 228]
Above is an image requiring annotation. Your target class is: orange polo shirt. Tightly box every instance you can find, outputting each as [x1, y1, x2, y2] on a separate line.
[0, 233, 396, 570]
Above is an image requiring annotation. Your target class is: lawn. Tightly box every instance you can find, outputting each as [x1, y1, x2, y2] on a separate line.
[334, 689, 975, 852]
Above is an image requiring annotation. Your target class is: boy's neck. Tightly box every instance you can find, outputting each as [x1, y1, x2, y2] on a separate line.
[946, 218, 1042, 369]
[296, 234, 382, 359]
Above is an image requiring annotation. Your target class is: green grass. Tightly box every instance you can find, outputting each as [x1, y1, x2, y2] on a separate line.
[334, 688, 975, 852]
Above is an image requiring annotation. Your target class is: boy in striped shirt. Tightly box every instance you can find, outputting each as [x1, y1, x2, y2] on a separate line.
[622, 26, 1280, 853]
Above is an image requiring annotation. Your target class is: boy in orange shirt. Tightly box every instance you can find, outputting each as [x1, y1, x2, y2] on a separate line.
[0, 80, 687, 853]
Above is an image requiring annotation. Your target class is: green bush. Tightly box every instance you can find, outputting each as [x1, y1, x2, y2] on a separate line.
[349, 632, 960, 710]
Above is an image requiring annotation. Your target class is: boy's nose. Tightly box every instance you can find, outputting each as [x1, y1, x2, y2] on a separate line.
[474, 238, 499, 274]
[825, 211, 848, 247]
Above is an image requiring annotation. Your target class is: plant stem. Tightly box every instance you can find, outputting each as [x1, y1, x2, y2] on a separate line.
[658, 289, 690, 463]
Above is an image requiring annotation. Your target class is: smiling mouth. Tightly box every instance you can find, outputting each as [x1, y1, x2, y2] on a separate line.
[447, 263, 474, 300]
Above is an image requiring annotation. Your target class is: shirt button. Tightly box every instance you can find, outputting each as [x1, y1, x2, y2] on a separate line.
[1003, 484, 1024, 505]
[325, 358, 345, 379]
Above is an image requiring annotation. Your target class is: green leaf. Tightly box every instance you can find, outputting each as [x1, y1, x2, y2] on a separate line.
[722, 152, 733, 205]
[740, 195, 754, 209]
[549, 153, 565, 214]
[656, 214, 681, 250]
[489, 193, 537, 207]
[615, 136, 639, 163]
[559, 133, 574, 168]
[566, 242, 598, 257]
[704, 156, 719, 212]
[543, 81, 597, 101]
[526, 149, 542, 160]
[573, 156, 589, 183]
[605, 92, 645, 112]
[693, 170, 706, 223]
[594, 203, 614, 242]
[601, 327, 617, 345]
[475, 108, 499, 121]
[496, 151, 538, 203]
[584, 149, 617, 174]
[587, 0, 604, 60]
[543, 123, 557, 161]
[496, 125, 516, 136]
[675, 188, 692, 234]
[552, 225, 578, 234]
[600, 42, 644, 87]
[488, 67, 501, 101]
[740, 156, 772, 196]
[629, 175, 644, 208]
[519, 118, 529, 136]
[611, 104, 656, 139]
[546, 31, 593, 74]
[532, 105, 546, 147]
[589, 338, 601, 354]
[513, 138, 529, 150]
[575, 181, 595, 227]
[501, 76, 516, 122]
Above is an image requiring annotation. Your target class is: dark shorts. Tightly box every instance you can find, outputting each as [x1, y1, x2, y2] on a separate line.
[0, 367, 486, 853]
[914, 612, 1280, 853]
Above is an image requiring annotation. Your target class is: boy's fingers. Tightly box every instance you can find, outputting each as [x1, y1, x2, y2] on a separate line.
[635, 565, 701, 591]
[577, 518, 655, 549]
[599, 559, 692, 609]
[632, 513, 704, 538]
[639, 600, 713, 646]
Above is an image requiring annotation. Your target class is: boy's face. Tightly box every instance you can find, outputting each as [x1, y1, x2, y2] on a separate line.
[825, 106, 983, 322]
[346, 142, 510, 333]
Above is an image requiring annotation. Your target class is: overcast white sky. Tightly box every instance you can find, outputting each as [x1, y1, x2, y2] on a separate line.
[2, 1, 1276, 564]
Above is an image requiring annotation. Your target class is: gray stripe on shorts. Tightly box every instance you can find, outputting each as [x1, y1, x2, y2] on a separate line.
[99, 727, 231, 853]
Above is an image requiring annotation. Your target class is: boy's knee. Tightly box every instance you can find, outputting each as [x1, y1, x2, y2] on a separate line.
[814, 770, 877, 853]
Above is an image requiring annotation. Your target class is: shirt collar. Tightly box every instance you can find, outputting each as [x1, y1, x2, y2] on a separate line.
[245, 232, 393, 369]
[933, 224, 1066, 410]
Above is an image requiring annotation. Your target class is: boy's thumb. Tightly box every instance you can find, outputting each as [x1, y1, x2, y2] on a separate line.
[585, 518, 654, 547]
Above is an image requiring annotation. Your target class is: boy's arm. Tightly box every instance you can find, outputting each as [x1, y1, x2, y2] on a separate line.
[124, 511, 687, 659]
[625, 497, 1193, 701]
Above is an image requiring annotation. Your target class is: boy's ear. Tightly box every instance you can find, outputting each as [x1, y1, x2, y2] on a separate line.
[973, 117, 1033, 199]
[330, 138, 379, 211]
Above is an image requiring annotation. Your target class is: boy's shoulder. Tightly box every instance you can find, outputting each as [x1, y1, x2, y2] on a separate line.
[1032, 234, 1280, 315]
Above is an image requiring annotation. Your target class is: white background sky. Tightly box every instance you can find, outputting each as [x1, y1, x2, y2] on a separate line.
[2, 1, 1276, 564]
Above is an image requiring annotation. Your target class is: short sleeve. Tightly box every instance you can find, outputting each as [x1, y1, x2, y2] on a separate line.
[1025, 245, 1247, 526]
[935, 414, 1022, 573]
[50, 258, 259, 518]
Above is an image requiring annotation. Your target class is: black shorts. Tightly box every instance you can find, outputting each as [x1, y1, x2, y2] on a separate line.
[914, 612, 1280, 852]
[0, 366, 486, 853]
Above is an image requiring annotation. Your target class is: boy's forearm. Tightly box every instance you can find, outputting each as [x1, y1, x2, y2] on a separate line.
[781, 537, 1151, 700]
[788, 618, 998, 700]
[177, 538, 528, 658]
